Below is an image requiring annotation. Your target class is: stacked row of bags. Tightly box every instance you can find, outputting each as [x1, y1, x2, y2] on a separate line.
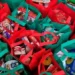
[0, 0, 75, 75]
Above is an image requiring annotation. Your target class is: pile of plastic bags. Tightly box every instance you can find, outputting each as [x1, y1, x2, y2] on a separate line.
[0, 0, 75, 75]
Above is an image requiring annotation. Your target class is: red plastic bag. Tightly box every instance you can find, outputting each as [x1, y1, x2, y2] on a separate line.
[9, 36, 46, 70]
[8, 29, 59, 49]
[29, 31, 59, 48]
[70, 34, 75, 39]
[38, 50, 63, 75]
[8, 29, 40, 44]
[26, 0, 58, 17]
[8, 29, 58, 70]
[0, 3, 10, 21]
[20, 48, 46, 70]
[8, 29, 44, 70]
[48, 3, 75, 32]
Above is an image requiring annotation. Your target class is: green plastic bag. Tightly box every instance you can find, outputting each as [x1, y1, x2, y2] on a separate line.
[26, 17, 51, 30]
[8, 1, 41, 26]
[0, 64, 26, 75]
[58, 0, 75, 11]
[54, 46, 67, 64]
[54, 39, 75, 62]
[35, 17, 51, 32]
[54, 46, 69, 75]
[0, 54, 27, 75]
[0, 41, 8, 58]
[0, 0, 24, 11]
[54, 40, 75, 75]
[61, 39, 75, 58]
[39, 21, 72, 49]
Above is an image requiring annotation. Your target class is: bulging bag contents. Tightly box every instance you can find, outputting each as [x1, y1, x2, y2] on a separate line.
[66, 58, 75, 75]
[54, 39, 75, 75]
[8, 1, 41, 26]
[8, 29, 46, 70]
[67, 0, 75, 8]
[8, 28, 59, 49]
[52, 9, 71, 24]
[0, 0, 75, 75]
[17, 7, 36, 22]
[0, 18, 24, 40]
[58, 0, 75, 11]
[0, 54, 26, 75]
[38, 50, 65, 75]
[48, 3, 75, 33]
[32, 0, 51, 7]
[9, 30, 56, 70]
[37, 21, 71, 49]
[30, 31, 59, 48]
[26, 0, 58, 17]
[0, 36, 27, 75]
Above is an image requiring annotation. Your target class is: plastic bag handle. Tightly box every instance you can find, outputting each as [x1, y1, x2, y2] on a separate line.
[40, 72, 52, 75]
[10, 40, 33, 49]
[42, 23, 70, 34]
[0, 49, 8, 58]
[0, 37, 8, 58]
[31, 31, 59, 47]
[38, 51, 61, 75]
[0, 64, 25, 75]
[8, 3, 29, 27]
[0, 67, 9, 71]
[61, 39, 75, 58]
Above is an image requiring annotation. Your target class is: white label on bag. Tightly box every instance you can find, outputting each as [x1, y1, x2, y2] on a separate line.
[56, 49, 68, 57]
[1, 60, 18, 70]
[43, 0, 50, 3]
[56, 50, 68, 68]
[32, 0, 50, 3]
[67, 3, 75, 9]
[57, 51, 64, 57]
[45, 27, 53, 32]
